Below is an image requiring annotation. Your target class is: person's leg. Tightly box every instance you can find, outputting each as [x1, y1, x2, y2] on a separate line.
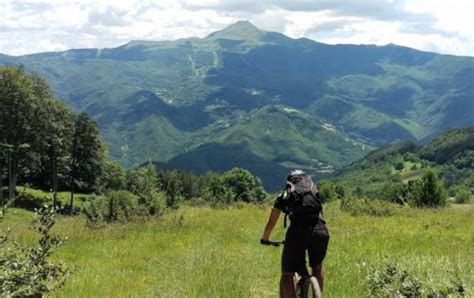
[281, 226, 305, 298]
[311, 264, 324, 292]
[308, 224, 329, 293]
[280, 271, 296, 298]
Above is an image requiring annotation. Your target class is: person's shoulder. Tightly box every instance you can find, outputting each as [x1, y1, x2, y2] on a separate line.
[273, 189, 291, 211]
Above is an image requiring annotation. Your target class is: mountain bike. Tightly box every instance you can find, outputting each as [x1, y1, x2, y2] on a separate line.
[262, 240, 322, 298]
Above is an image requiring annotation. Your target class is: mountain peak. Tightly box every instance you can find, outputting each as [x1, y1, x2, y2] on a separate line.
[206, 20, 263, 41]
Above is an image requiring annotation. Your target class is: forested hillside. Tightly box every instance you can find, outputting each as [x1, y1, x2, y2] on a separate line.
[333, 127, 474, 198]
[1, 21, 473, 190]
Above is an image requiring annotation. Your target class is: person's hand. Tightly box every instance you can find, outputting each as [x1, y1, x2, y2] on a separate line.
[260, 238, 271, 245]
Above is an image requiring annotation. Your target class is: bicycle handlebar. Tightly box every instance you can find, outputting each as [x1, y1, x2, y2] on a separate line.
[260, 239, 285, 247]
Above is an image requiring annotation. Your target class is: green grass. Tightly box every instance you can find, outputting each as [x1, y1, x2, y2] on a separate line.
[15, 186, 95, 210]
[1, 203, 473, 297]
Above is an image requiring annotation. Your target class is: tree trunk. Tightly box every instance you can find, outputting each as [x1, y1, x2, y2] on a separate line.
[11, 158, 18, 201]
[69, 154, 76, 215]
[8, 151, 12, 200]
[69, 176, 75, 215]
[52, 158, 58, 207]
[8, 153, 18, 201]
[1, 169, 4, 216]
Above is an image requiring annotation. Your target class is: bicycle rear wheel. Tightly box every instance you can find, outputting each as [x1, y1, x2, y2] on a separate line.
[307, 276, 322, 298]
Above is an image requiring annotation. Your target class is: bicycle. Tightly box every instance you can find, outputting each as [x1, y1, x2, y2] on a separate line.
[261, 240, 322, 298]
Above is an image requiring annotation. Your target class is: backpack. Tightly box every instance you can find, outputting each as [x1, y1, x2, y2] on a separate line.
[283, 174, 323, 227]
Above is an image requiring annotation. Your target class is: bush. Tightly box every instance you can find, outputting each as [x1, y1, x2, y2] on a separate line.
[84, 191, 140, 224]
[201, 168, 267, 205]
[0, 205, 69, 296]
[409, 169, 447, 207]
[381, 183, 407, 205]
[367, 263, 466, 297]
[318, 181, 336, 201]
[455, 189, 472, 204]
[340, 196, 397, 217]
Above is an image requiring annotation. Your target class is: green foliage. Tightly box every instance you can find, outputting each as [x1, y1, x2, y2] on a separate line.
[201, 168, 267, 205]
[411, 169, 447, 207]
[14, 188, 52, 211]
[340, 196, 398, 216]
[12, 187, 91, 213]
[127, 163, 166, 215]
[84, 191, 141, 224]
[0, 205, 69, 296]
[318, 181, 345, 201]
[98, 160, 126, 192]
[381, 182, 407, 205]
[70, 112, 105, 193]
[455, 189, 472, 204]
[367, 264, 466, 297]
[335, 127, 474, 199]
[159, 170, 184, 209]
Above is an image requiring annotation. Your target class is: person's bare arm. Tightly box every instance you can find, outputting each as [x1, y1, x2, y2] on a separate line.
[261, 209, 281, 241]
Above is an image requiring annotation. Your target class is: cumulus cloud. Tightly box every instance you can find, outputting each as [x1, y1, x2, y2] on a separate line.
[0, 0, 472, 56]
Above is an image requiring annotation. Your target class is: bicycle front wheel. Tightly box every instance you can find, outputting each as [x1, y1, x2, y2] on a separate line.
[307, 276, 322, 298]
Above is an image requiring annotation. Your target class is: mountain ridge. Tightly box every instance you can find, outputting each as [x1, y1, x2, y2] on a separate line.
[1, 21, 473, 191]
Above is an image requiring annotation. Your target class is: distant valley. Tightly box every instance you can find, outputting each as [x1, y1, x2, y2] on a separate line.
[1, 21, 473, 190]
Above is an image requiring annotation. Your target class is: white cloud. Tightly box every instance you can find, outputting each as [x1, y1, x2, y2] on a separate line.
[0, 0, 472, 56]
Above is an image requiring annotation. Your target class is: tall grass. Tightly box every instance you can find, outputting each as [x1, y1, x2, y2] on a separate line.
[1, 202, 472, 297]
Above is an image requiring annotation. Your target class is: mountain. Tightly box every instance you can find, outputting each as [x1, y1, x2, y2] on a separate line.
[333, 126, 474, 196]
[1, 21, 473, 191]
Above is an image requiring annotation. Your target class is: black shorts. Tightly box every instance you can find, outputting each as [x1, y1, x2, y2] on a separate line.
[281, 220, 330, 273]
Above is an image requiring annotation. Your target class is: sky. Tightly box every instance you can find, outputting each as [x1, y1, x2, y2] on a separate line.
[1, 0, 473, 57]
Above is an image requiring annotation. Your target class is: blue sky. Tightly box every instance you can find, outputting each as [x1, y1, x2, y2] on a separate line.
[1, 0, 473, 56]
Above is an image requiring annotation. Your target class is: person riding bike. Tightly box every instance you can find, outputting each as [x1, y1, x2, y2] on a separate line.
[261, 170, 330, 298]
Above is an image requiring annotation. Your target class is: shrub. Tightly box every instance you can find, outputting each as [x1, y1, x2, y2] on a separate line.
[0, 205, 69, 296]
[340, 196, 397, 217]
[160, 170, 184, 209]
[455, 189, 472, 204]
[318, 181, 336, 201]
[367, 263, 466, 297]
[201, 168, 267, 205]
[409, 169, 447, 207]
[84, 191, 140, 224]
[381, 183, 407, 205]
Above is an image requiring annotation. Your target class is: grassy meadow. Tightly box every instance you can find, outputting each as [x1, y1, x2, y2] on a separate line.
[1, 202, 473, 297]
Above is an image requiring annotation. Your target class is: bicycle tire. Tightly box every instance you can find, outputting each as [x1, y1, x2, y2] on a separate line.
[307, 276, 322, 298]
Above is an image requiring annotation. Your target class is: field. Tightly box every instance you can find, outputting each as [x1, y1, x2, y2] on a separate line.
[1, 202, 473, 297]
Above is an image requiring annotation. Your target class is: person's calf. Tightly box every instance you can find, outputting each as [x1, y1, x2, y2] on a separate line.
[312, 264, 324, 292]
[280, 272, 296, 298]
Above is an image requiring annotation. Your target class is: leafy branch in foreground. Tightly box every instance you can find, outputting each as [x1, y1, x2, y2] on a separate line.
[0, 205, 69, 297]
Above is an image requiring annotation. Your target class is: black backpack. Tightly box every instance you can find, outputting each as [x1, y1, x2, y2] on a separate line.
[283, 174, 323, 227]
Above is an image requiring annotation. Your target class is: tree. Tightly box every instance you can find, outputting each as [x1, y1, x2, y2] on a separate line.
[159, 170, 184, 209]
[201, 168, 266, 204]
[98, 160, 126, 192]
[222, 168, 266, 203]
[411, 169, 447, 207]
[37, 99, 74, 207]
[318, 181, 336, 201]
[69, 112, 104, 214]
[126, 163, 165, 215]
[0, 66, 51, 201]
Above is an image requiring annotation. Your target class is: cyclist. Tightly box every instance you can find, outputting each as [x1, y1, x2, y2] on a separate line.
[261, 170, 329, 298]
